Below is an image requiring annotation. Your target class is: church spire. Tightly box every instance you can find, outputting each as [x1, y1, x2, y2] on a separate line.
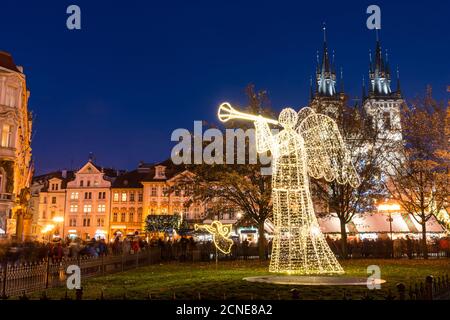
[369, 30, 392, 96]
[316, 23, 336, 97]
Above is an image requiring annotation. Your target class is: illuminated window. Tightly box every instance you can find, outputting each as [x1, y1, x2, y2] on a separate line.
[98, 204, 106, 213]
[113, 192, 119, 202]
[1, 124, 12, 148]
[83, 204, 92, 213]
[70, 204, 78, 213]
[121, 192, 127, 202]
[70, 192, 79, 200]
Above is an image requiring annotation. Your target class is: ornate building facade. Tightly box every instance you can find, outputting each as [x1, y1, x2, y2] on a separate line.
[362, 36, 404, 174]
[30, 160, 213, 241]
[0, 51, 33, 239]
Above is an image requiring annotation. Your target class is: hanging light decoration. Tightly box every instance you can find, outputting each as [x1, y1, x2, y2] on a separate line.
[195, 221, 234, 254]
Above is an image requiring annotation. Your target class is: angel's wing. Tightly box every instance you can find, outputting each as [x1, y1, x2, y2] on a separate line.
[297, 111, 360, 188]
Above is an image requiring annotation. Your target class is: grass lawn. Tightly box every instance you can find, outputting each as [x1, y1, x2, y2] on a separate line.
[29, 259, 450, 300]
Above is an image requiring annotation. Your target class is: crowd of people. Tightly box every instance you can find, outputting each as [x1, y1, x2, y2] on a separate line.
[1, 234, 449, 264]
[327, 236, 450, 259]
[0, 236, 144, 264]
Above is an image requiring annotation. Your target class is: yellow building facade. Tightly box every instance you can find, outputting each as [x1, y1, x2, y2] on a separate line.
[0, 51, 33, 240]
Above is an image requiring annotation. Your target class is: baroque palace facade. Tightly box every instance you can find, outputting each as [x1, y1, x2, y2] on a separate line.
[0, 51, 33, 240]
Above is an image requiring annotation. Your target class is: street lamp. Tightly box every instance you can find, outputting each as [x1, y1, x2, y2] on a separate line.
[377, 203, 401, 240]
[52, 216, 64, 240]
[41, 224, 55, 242]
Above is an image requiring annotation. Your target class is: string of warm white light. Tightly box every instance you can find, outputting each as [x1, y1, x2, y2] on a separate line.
[195, 221, 234, 254]
[219, 104, 360, 275]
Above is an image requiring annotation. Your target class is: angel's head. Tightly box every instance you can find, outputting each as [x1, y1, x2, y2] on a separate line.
[278, 108, 298, 129]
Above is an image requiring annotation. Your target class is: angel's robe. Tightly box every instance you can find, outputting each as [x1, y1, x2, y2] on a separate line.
[254, 114, 344, 274]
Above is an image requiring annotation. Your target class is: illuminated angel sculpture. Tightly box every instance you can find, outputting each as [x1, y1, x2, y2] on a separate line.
[195, 221, 234, 254]
[218, 103, 360, 274]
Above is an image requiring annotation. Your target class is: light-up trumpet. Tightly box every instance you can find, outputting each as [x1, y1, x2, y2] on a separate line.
[218, 102, 279, 125]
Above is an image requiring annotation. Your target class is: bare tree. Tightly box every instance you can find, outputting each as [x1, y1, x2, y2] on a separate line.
[384, 88, 449, 259]
[312, 102, 389, 258]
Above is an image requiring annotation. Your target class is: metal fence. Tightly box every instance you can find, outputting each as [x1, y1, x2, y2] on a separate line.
[0, 247, 161, 298]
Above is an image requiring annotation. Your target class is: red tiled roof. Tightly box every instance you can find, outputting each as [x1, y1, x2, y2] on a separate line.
[0, 51, 21, 73]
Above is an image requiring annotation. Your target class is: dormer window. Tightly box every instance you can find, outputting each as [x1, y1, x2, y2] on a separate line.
[154, 166, 166, 179]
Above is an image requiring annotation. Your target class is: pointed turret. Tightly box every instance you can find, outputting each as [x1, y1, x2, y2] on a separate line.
[362, 76, 366, 101]
[396, 67, 402, 97]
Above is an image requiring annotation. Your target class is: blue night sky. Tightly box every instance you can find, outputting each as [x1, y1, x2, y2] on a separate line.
[1, 0, 449, 174]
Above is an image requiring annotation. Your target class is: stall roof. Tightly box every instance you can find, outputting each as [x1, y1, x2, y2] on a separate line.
[317, 213, 445, 234]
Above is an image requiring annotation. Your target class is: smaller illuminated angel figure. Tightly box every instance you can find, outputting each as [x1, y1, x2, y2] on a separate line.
[195, 221, 234, 254]
[218, 103, 360, 274]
